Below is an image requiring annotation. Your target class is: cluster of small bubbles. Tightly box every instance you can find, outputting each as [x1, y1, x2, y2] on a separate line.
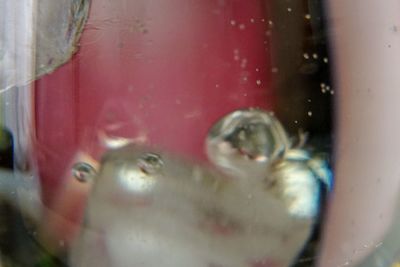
[72, 162, 97, 183]
[305, 14, 311, 20]
[320, 83, 333, 94]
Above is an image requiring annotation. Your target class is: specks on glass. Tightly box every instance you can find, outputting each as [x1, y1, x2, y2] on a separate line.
[240, 58, 248, 68]
[72, 162, 97, 183]
[137, 153, 164, 175]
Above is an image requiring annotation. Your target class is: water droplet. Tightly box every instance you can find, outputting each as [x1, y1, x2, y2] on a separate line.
[255, 68, 260, 72]
[116, 153, 163, 194]
[256, 80, 262, 85]
[72, 162, 97, 183]
[206, 109, 290, 176]
[250, 18, 255, 23]
[137, 153, 164, 175]
[230, 20, 236, 26]
[307, 111, 313, 117]
[323, 57, 329, 63]
[312, 53, 318, 59]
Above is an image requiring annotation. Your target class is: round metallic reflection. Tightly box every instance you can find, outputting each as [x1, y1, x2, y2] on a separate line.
[206, 109, 290, 176]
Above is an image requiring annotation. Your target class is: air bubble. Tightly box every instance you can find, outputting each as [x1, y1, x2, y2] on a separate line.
[72, 162, 97, 183]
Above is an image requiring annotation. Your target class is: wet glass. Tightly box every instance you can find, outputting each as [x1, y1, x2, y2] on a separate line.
[0, 0, 399, 267]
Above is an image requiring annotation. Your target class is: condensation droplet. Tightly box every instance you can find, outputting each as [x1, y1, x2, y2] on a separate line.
[72, 162, 97, 183]
[256, 80, 262, 85]
[250, 18, 255, 23]
[137, 153, 164, 175]
[307, 111, 313, 117]
[312, 53, 318, 59]
[206, 109, 290, 176]
[230, 20, 236, 26]
[323, 57, 329, 63]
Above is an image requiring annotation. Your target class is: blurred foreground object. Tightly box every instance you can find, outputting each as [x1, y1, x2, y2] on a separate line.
[71, 109, 332, 267]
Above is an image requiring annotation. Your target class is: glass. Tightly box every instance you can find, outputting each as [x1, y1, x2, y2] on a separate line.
[1, 0, 398, 267]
